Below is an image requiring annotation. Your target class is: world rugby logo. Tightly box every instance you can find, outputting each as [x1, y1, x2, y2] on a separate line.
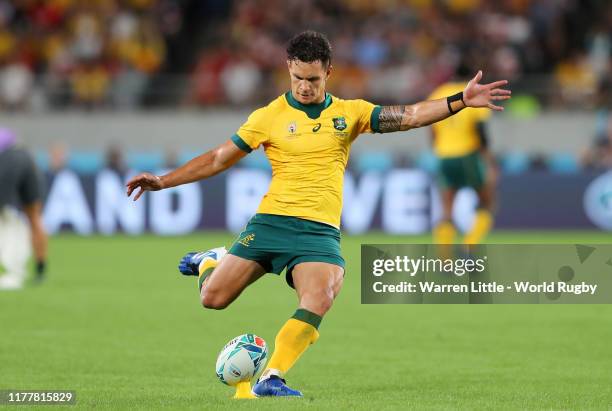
[583, 171, 612, 230]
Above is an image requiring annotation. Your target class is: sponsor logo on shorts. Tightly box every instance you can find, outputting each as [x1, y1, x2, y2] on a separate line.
[238, 233, 255, 247]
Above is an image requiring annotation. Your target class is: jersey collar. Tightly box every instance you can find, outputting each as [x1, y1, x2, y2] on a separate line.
[285, 92, 333, 119]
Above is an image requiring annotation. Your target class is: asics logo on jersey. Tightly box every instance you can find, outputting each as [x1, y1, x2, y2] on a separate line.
[312, 123, 321, 132]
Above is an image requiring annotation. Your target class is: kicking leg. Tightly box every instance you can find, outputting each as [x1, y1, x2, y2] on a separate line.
[178, 248, 266, 310]
[253, 262, 344, 397]
[200, 253, 266, 309]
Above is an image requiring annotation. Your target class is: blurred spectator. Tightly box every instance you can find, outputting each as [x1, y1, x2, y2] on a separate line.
[164, 146, 178, 169]
[587, 22, 610, 81]
[582, 115, 612, 171]
[49, 142, 68, 173]
[220, 55, 262, 105]
[0, 57, 33, 109]
[106, 144, 126, 174]
[187, 47, 231, 105]
[69, 9, 104, 62]
[70, 60, 111, 108]
[555, 52, 597, 107]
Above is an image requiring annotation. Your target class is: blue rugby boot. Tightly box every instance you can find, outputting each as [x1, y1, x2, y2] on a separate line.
[252, 376, 303, 397]
[178, 247, 227, 289]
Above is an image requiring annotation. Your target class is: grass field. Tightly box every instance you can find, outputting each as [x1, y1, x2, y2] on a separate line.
[1, 231, 612, 410]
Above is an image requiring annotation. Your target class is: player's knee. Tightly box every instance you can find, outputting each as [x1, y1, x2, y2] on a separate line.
[200, 289, 230, 310]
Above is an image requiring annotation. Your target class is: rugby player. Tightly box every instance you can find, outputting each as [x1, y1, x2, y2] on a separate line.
[126, 31, 510, 397]
[429, 71, 498, 245]
[0, 128, 47, 290]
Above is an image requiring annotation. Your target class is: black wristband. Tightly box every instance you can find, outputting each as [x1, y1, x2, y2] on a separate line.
[447, 92, 465, 114]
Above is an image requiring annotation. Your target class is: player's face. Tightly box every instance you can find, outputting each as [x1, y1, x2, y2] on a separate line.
[287, 59, 331, 104]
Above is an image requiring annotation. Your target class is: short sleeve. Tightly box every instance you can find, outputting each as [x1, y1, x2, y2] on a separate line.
[232, 107, 270, 153]
[346, 99, 380, 135]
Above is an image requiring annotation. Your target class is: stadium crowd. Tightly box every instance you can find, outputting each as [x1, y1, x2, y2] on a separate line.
[0, 0, 176, 110]
[0, 0, 608, 110]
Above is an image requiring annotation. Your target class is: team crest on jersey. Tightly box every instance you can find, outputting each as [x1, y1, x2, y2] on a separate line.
[332, 117, 347, 131]
[287, 122, 297, 134]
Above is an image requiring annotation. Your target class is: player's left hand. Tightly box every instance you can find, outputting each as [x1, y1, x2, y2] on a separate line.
[463, 70, 511, 111]
[126, 172, 164, 201]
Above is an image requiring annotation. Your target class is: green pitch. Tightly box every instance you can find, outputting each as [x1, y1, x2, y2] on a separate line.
[1, 231, 611, 410]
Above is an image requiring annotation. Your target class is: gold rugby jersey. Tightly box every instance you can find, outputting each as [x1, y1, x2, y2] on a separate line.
[428, 82, 491, 158]
[231, 92, 380, 228]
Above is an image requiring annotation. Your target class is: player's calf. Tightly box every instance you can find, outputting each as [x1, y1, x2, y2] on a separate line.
[200, 286, 233, 310]
[199, 254, 267, 311]
[298, 289, 334, 316]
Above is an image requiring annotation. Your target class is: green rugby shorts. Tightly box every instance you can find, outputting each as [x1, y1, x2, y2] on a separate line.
[438, 150, 486, 190]
[228, 213, 345, 288]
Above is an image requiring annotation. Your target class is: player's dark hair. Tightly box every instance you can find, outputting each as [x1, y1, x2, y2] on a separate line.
[287, 31, 332, 68]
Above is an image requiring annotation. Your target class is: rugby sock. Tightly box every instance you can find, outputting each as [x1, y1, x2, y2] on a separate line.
[464, 209, 493, 245]
[260, 309, 321, 381]
[197, 259, 218, 291]
[434, 220, 456, 244]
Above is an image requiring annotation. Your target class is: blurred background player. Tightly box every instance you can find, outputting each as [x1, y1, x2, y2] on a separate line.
[429, 67, 498, 245]
[0, 128, 47, 290]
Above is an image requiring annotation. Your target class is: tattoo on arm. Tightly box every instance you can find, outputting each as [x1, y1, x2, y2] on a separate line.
[378, 105, 406, 133]
[378, 98, 453, 133]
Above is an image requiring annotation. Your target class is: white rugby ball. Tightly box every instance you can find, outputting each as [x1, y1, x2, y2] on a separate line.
[215, 334, 268, 386]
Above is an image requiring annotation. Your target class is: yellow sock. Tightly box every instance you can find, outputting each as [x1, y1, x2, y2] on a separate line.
[262, 309, 321, 378]
[464, 209, 493, 244]
[198, 258, 218, 291]
[434, 220, 456, 244]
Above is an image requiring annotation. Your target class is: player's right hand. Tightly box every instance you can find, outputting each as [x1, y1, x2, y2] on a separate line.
[126, 173, 164, 201]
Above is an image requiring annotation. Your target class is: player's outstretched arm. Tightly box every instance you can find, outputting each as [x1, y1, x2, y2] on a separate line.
[126, 139, 247, 201]
[377, 71, 511, 133]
